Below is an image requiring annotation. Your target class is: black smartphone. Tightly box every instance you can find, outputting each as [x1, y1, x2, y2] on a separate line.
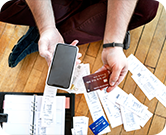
[47, 43, 78, 89]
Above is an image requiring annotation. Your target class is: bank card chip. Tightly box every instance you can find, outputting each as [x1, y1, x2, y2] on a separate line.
[83, 70, 110, 92]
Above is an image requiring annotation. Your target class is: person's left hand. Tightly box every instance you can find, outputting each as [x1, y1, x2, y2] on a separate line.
[100, 47, 128, 92]
[38, 27, 81, 66]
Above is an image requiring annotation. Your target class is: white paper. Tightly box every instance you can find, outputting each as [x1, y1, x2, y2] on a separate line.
[156, 83, 166, 108]
[128, 54, 166, 106]
[69, 63, 90, 94]
[106, 86, 128, 107]
[97, 90, 123, 128]
[121, 106, 141, 132]
[84, 91, 111, 134]
[132, 74, 156, 100]
[138, 109, 153, 127]
[40, 85, 57, 120]
[3, 94, 65, 135]
[116, 93, 148, 117]
[72, 116, 89, 135]
[36, 96, 66, 135]
[3, 123, 30, 135]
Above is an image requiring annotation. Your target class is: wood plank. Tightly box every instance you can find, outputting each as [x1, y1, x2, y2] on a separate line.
[82, 55, 95, 73]
[12, 52, 38, 92]
[87, 40, 102, 57]
[33, 54, 47, 72]
[153, 39, 166, 83]
[0, 22, 6, 37]
[86, 111, 94, 135]
[23, 68, 42, 92]
[74, 94, 83, 112]
[0, 48, 23, 92]
[91, 42, 103, 73]
[35, 64, 48, 93]
[148, 115, 165, 135]
[107, 126, 122, 135]
[75, 94, 89, 116]
[7, 25, 28, 50]
[78, 43, 89, 62]
[120, 129, 134, 135]
[134, 116, 153, 135]
[134, 3, 163, 65]
[0, 24, 15, 61]
[124, 26, 144, 57]
[162, 119, 166, 135]
[0, 25, 28, 92]
[145, 7, 166, 67]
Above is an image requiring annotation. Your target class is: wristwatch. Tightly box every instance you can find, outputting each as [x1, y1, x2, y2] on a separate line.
[103, 42, 124, 48]
[103, 31, 130, 50]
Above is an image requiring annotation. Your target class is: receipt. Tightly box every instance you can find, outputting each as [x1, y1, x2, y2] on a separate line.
[84, 91, 111, 134]
[106, 87, 128, 108]
[69, 63, 90, 94]
[72, 116, 89, 135]
[128, 54, 166, 105]
[40, 85, 57, 127]
[156, 85, 166, 108]
[116, 93, 148, 117]
[139, 109, 153, 127]
[132, 74, 156, 100]
[97, 89, 122, 128]
[127, 54, 148, 75]
[121, 106, 141, 132]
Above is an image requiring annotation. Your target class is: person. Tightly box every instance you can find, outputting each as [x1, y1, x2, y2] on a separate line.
[0, 0, 159, 92]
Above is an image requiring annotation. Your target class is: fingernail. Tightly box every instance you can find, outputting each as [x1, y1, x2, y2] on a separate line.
[110, 82, 115, 86]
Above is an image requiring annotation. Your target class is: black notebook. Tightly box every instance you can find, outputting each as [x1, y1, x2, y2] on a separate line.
[0, 92, 75, 135]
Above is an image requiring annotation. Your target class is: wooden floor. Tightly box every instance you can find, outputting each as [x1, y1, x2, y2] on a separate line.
[0, 3, 166, 135]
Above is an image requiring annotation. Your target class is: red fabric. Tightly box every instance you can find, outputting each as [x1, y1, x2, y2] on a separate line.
[0, 0, 159, 45]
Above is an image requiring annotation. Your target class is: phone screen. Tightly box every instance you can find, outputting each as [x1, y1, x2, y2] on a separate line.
[47, 43, 78, 89]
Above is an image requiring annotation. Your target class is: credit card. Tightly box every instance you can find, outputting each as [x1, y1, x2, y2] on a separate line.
[83, 70, 110, 93]
[89, 116, 109, 135]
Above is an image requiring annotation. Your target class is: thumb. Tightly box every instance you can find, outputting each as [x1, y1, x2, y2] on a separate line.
[39, 39, 53, 65]
[70, 40, 79, 46]
[109, 66, 121, 86]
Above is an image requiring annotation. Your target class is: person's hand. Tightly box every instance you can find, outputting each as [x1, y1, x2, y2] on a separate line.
[38, 27, 64, 65]
[101, 47, 128, 92]
[38, 27, 81, 66]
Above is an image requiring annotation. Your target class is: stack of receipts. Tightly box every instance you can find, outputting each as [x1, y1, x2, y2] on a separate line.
[97, 87, 153, 132]
[71, 116, 89, 135]
[69, 63, 90, 94]
[127, 54, 166, 107]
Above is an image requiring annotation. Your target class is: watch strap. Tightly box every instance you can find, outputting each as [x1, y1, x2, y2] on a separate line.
[103, 42, 124, 48]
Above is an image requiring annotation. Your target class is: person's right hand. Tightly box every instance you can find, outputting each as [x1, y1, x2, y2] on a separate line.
[101, 47, 128, 92]
[38, 27, 64, 66]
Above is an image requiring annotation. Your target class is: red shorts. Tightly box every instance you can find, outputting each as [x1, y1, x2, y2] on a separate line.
[0, 0, 159, 45]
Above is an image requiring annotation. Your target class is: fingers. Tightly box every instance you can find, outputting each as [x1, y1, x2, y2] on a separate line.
[70, 40, 82, 66]
[70, 40, 79, 46]
[95, 66, 107, 73]
[76, 59, 81, 65]
[109, 66, 121, 86]
[107, 66, 128, 92]
[77, 53, 82, 59]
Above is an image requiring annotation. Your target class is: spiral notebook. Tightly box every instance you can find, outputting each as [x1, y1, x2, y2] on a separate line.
[0, 92, 75, 135]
